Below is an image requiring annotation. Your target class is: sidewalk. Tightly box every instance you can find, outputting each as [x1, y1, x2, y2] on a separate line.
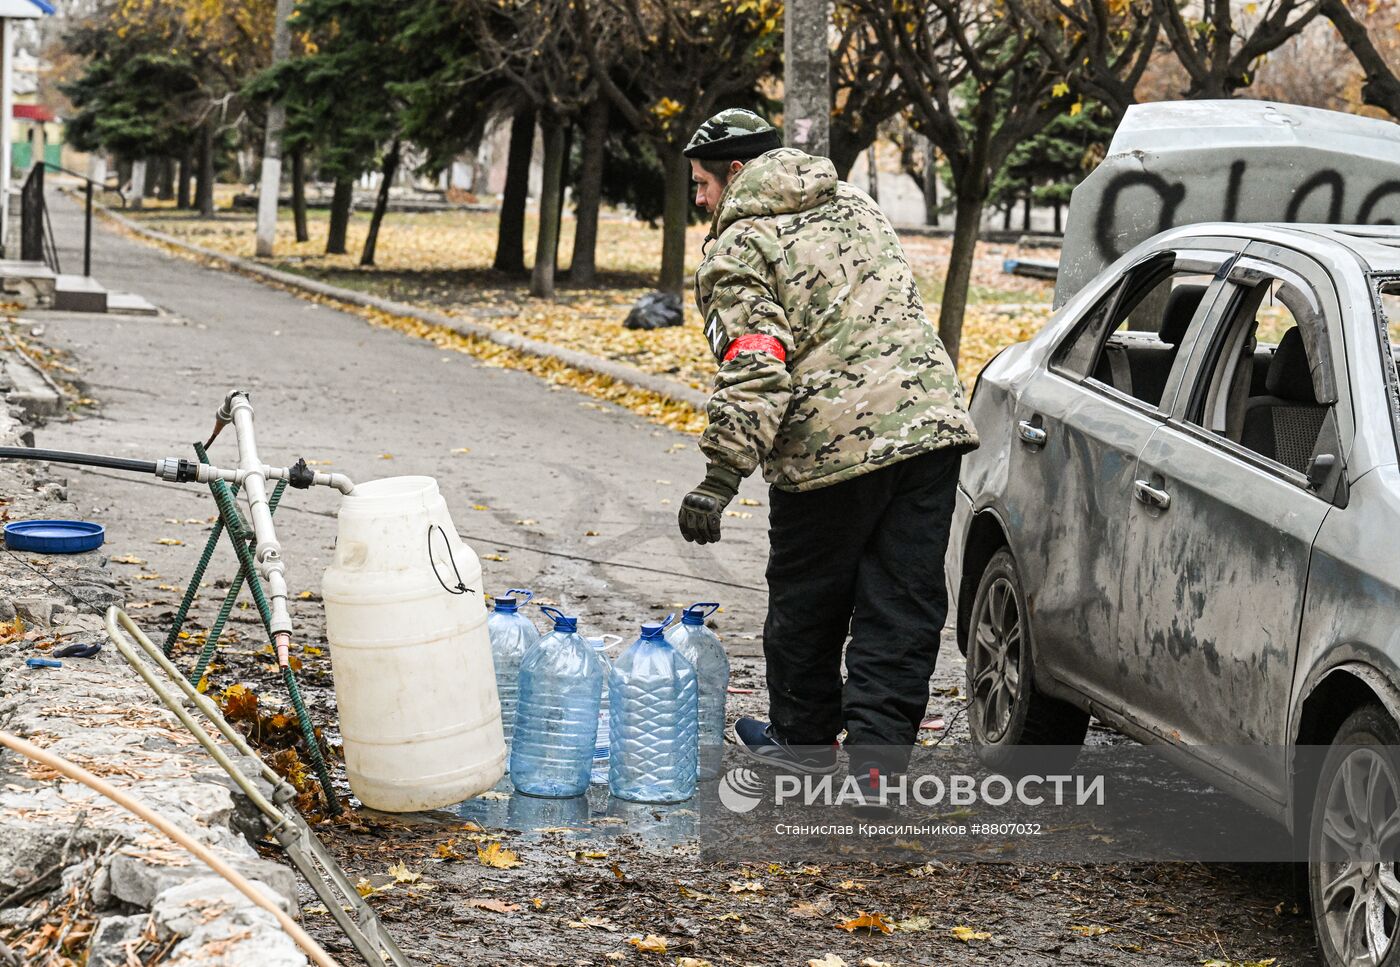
[38, 186, 773, 649]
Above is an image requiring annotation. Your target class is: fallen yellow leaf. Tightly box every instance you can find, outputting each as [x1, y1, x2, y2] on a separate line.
[476, 842, 521, 869]
[111, 554, 146, 565]
[387, 862, 421, 883]
[837, 911, 892, 934]
[626, 934, 667, 954]
[951, 925, 992, 942]
[0, 616, 23, 644]
[1070, 924, 1112, 937]
[156, 538, 184, 545]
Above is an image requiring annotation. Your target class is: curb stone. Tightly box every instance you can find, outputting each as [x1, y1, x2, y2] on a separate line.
[93, 201, 713, 411]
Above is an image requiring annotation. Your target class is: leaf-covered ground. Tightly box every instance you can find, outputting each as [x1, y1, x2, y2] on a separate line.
[123, 202, 1055, 390]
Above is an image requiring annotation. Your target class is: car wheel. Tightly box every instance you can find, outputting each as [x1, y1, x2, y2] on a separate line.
[1309, 704, 1400, 967]
[966, 548, 1088, 772]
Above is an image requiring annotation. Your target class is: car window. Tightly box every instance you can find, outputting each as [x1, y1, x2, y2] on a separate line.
[1184, 271, 1334, 479]
[1052, 256, 1214, 410]
[1380, 281, 1400, 347]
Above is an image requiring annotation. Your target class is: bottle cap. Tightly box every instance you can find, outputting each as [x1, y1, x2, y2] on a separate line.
[538, 605, 576, 632]
[493, 597, 517, 613]
[681, 602, 720, 626]
[640, 622, 666, 639]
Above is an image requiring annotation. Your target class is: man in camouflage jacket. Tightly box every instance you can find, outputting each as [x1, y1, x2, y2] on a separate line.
[678, 109, 977, 788]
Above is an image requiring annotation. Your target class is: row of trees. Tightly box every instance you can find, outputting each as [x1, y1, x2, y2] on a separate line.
[58, 0, 1400, 363]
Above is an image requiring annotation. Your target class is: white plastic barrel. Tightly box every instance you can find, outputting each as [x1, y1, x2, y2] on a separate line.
[321, 476, 505, 811]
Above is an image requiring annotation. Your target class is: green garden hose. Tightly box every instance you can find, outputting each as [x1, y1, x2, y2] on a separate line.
[194, 443, 342, 815]
[163, 478, 238, 658]
[190, 479, 287, 686]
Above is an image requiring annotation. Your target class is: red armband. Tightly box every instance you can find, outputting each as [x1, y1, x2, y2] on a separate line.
[722, 334, 787, 363]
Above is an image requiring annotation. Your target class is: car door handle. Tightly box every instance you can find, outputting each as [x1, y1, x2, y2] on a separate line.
[1017, 420, 1047, 447]
[1133, 479, 1171, 511]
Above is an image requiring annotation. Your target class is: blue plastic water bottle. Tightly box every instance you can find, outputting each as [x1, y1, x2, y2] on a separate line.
[510, 607, 606, 798]
[488, 589, 540, 758]
[664, 602, 728, 780]
[609, 616, 699, 803]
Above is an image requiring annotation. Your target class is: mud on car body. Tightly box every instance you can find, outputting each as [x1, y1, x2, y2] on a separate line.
[947, 222, 1400, 967]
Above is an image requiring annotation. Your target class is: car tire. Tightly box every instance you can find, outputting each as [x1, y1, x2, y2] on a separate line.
[965, 547, 1089, 773]
[1308, 704, 1400, 967]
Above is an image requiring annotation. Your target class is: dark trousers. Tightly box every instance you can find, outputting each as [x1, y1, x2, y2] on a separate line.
[763, 449, 961, 764]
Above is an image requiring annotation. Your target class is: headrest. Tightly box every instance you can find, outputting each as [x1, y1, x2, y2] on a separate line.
[1265, 327, 1318, 404]
[1159, 284, 1207, 346]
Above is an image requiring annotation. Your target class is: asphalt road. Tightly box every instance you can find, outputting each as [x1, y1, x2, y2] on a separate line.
[32, 188, 774, 649]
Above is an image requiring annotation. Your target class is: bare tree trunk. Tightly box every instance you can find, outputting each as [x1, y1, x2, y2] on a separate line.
[493, 104, 535, 274]
[360, 141, 400, 267]
[552, 123, 573, 273]
[530, 123, 565, 298]
[784, 0, 830, 156]
[196, 125, 215, 216]
[291, 149, 309, 243]
[156, 157, 174, 200]
[866, 143, 879, 204]
[923, 154, 939, 227]
[1022, 184, 1032, 232]
[1053, 200, 1062, 234]
[255, 0, 295, 257]
[326, 176, 353, 254]
[570, 98, 607, 286]
[658, 142, 689, 294]
[940, 188, 987, 366]
[1001, 202, 1012, 231]
[143, 158, 160, 198]
[176, 144, 193, 209]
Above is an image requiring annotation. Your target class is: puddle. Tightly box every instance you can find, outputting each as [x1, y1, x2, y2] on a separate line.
[447, 774, 700, 846]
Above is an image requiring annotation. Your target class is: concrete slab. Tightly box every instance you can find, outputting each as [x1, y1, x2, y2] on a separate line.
[0, 258, 56, 303]
[105, 291, 159, 316]
[54, 273, 108, 313]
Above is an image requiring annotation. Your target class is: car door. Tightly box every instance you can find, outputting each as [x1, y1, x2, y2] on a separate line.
[1008, 243, 1239, 707]
[1119, 243, 1352, 800]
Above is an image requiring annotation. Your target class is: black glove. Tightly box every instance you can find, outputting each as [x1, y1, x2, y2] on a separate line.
[678, 465, 741, 544]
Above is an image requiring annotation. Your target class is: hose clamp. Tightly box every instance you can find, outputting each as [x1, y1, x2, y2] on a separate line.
[155, 457, 182, 482]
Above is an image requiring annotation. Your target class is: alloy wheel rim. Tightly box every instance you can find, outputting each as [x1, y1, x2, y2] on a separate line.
[1319, 747, 1400, 966]
[970, 575, 1022, 743]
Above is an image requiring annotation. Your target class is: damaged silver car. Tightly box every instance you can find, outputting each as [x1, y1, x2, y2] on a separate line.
[947, 222, 1400, 967]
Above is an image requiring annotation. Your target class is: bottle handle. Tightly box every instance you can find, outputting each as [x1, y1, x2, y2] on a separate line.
[427, 525, 475, 596]
[538, 605, 566, 626]
[684, 602, 720, 621]
[504, 588, 534, 605]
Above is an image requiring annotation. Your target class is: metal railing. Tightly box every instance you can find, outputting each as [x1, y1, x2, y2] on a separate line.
[19, 161, 122, 277]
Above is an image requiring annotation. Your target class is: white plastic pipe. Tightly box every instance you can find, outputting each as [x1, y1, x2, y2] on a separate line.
[225, 392, 293, 639]
[0, 729, 340, 967]
[192, 462, 355, 496]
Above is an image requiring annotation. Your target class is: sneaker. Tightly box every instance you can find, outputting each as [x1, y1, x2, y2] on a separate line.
[849, 763, 898, 817]
[733, 717, 839, 775]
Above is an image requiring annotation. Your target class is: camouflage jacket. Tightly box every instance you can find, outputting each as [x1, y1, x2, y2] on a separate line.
[694, 148, 978, 492]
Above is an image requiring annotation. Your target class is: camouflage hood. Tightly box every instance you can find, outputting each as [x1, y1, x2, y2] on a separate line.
[711, 149, 838, 240]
